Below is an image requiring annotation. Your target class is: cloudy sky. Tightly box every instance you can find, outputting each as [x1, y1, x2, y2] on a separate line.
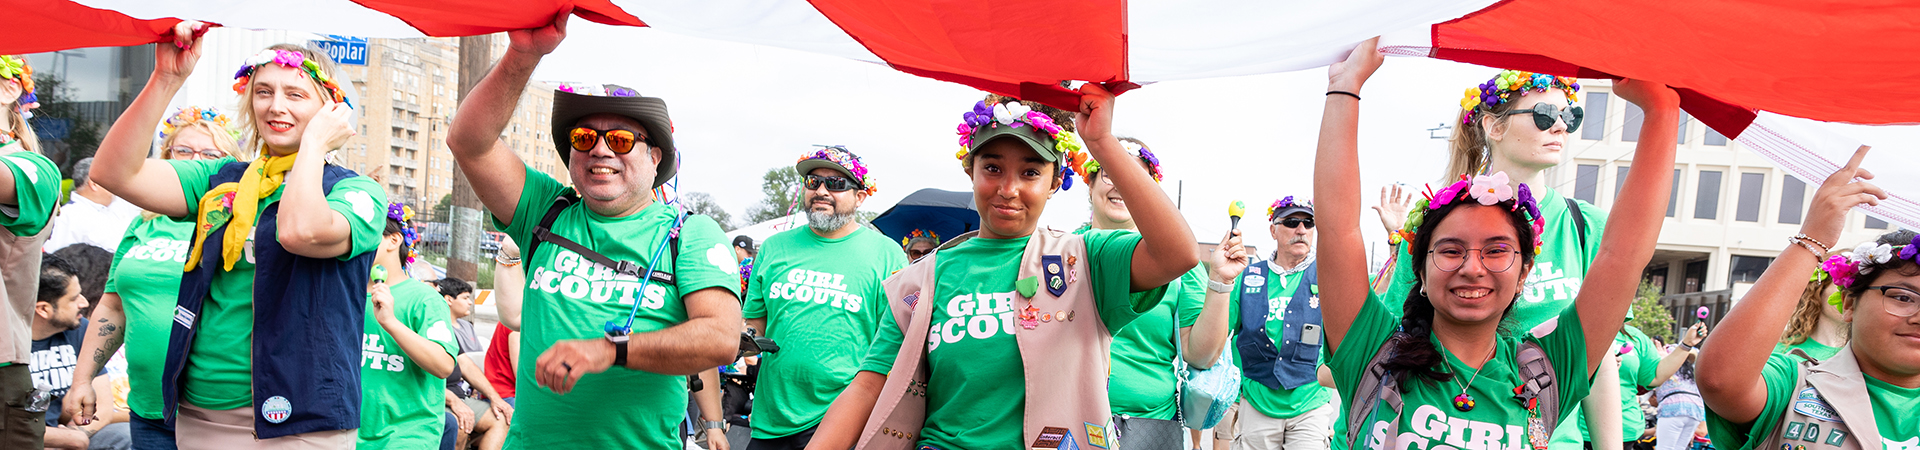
[519, 20, 1915, 256]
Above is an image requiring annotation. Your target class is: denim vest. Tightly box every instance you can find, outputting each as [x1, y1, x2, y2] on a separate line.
[160, 162, 373, 439]
[1234, 261, 1322, 391]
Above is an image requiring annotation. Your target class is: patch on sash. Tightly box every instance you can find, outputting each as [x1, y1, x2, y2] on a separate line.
[1801, 424, 1821, 443]
[902, 291, 921, 308]
[1823, 429, 1848, 446]
[1032, 426, 1071, 449]
[261, 396, 293, 423]
[173, 306, 196, 328]
[1084, 422, 1108, 449]
[1784, 422, 1805, 440]
[1791, 387, 1841, 423]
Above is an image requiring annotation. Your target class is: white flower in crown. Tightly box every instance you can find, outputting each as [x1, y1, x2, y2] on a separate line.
[1120, 139, 1144, 157]
[1854, 242, 1894, 264]
[1468, 171, 1515, 205]
[992, 102, 1032, 126]
[242, 50, 279, 67]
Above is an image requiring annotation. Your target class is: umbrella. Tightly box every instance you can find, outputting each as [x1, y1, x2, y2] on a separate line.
[871, 188, 977, 247]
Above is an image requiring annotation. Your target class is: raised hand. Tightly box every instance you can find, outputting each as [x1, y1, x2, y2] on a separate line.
[1373, 184, 1414, 233]
[1612, 78, 1680, 110]
[1802, 145, 1887, 245]
[1074, 83, 1118, 144]
[1327, 37, 1384, 94]
[155, 21, 210, 83]
[509, 9, 571, 56]
[1210, 229, 1249, 284]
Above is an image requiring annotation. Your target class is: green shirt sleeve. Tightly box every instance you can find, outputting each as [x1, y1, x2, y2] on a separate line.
[0, 149, 60, 236]
[1084, 229, 1165, 332]
[1705, 353, 1799, 450]
[167, 158, 233, 217]
[860, 307, 904, 373]
[104, 218, 144, 295]
[1329, 292, 1398, 401]
[1628, 327, 1660, 387]
[1173, 265, 1208, 329]
[498, 164, 569, 250]
[672, 215, 742, 300]
[404, 281, 462, 359]
[323, 176, 388, 261]
[1530, 305, 1593, 422]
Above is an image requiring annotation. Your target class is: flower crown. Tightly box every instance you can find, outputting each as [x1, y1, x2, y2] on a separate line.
[798, 145, 877, 196]
[385, 203, 419, 264]
[232, 49, 352, 108]
[1460, 70, 1580, 126]
[158, 107, 240, 143]
[1, 55, 38, 116]
[954, 99, 1090, 190]
[1079, 139, 1163, 184]
[1268, 196, 1311, 222]
[1388, 171, 1545, 251]
[1819, 236, 1920, 290]
[901, 229, 940, 247]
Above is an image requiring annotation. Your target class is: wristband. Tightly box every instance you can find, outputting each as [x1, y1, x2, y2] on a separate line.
[1327, 90, 1362, 101]
[704, 420, 727, 430]
[606, 331, 629, 368]
[1788, 235, 1828, 260]
[1207, 278, 1234, 294]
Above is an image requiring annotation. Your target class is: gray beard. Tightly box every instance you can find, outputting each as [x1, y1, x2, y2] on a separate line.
[808, 209, 855, 232]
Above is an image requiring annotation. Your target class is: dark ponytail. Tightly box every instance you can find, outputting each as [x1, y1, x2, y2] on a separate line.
[1380, 198, 1538, 385]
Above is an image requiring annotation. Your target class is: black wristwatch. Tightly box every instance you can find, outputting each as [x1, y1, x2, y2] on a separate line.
[606, 330, 630, 368]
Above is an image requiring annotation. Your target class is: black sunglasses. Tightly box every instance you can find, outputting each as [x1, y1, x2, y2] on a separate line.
[1499, 102, 1584, 133]
[804, 174, 860, 192]
[1278, 217, 1314, 229]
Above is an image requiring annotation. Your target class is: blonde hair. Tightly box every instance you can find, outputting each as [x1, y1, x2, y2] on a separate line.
[1780, 276, 1848, 345]
[160, 119, 248, 161]
[1443, 102, 1518, 178]
[4, 82, 39, 153]
[233, 44, 346, 155]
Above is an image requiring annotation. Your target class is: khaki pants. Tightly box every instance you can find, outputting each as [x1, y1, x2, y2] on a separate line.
[175, 402, 355, 449]
[0, 364, 43, 450]
[1230, 400, 1337, 450]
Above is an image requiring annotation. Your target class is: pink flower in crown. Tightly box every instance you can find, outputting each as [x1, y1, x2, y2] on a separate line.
[271, 50, 304, 68]
[1468, 172, 1514, 205]
[1026, 111, 1062, 135]
[1821, 254, 1858, 288]
[1430, 177, 1470, 210]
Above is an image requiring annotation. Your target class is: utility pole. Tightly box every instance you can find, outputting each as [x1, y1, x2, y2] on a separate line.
[445, 34, 494, 282]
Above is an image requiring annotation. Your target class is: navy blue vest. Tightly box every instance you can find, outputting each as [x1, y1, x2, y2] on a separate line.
[160, 162, 372, 439]
[1234, 261, 1322, 391]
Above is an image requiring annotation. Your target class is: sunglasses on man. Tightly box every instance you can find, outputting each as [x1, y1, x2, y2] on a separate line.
[1276, 217, 1314, 229]
[1498, 102, 1584, 133]
[804, 174, 861, 192]
[568, 127, 649, 154]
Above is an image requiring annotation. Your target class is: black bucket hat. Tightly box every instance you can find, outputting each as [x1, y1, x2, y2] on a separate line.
[549, 83, 677, 188]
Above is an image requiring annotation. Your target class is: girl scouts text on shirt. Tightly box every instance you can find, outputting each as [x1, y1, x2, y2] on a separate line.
[766, 268, 864, 313]
[926, 291, 1018, 352]
[1365, 404, 1533, 450]
[528, 248, 668, 308]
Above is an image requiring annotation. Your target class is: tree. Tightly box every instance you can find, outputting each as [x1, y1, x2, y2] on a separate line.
[1628, 281, 1675, 344]
[27, 74, 105, 176]
[744, 166, 803, 224]
[682, 192, 736, 231]
[431, 193, 453, 223]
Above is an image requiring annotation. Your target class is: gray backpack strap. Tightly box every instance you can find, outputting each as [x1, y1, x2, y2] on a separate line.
[1513, 340, 1560, 439]
[1346, 334, 1409, 450]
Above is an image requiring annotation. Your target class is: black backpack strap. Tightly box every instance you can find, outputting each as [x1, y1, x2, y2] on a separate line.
[1565, 197, 1588, 249]
[528, 191, 679, 286]
[1346, 333, 1408, 450]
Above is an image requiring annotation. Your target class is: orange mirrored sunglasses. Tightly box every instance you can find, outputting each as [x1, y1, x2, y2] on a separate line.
[568, 127, 643, 154]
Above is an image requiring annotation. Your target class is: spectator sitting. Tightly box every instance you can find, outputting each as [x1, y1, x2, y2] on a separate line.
[33, 254, 130, 449]
[42, 158, 141, 253]
[47, 245, 111, 318]
[433, 277, 512, 450]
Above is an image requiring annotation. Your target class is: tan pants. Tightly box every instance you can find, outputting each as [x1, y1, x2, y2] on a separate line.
[175, 402, 355, 449]
[1230, 400, 1338, 450]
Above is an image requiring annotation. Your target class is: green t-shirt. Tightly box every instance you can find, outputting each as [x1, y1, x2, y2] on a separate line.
[0, 142, 59, 236]
[1205, 259, 1334, 420]
[498, 165, 740, 449]
[171, 158, 387, 410]
[1380, 187, 1606, 330]
[1773, 339, 1843, 362]
[1557, 325, 1662, 446]
[859, 230, 1163, 450]
[1330, 294, 1592, 450]
[358, 278, 459, 449]
[1106, 258, 1207, 420]
[102, 215, 196, 419]
[741, 225, 907, 438]
[1705, 353, 1920, 450]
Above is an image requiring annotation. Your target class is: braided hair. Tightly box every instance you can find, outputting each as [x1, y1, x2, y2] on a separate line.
[1383, 199, 1539, 385]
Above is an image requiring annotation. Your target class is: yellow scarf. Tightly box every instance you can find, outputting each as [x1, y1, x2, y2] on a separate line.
[185, 154, 296, 272]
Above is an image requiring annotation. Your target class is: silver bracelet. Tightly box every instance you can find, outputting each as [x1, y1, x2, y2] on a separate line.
[1787, 235, 1828, 260]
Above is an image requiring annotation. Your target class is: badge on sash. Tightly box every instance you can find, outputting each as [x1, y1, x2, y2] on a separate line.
[1791, 387, 1842, 423]
[1785, 422, 1805, 440]
[1043, 255, 1067, 297]
[1032, 426, 1071, 450]
[1823, 429, 1847, 446]
[1084, 422, 1109, 449]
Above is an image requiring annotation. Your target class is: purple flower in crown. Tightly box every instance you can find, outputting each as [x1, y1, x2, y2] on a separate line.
[233, 66, 253, 79]
[1901, 234, 1920, 261]
[965, 101, 993, 128]
[608, 87, 638, 97]
[1137, 146, 1161, 168]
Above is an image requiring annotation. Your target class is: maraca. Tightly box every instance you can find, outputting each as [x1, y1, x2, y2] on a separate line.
[1695, 306, 1710, 320]
[1229, 200, 1246, 230]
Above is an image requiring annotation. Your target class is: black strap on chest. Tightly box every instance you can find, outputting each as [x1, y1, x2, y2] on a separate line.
[527, 192, 681, 286]
[1566, 198, 1588, 249]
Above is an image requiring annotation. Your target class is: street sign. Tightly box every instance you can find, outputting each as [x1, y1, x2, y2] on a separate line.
[312, 35, 368, 66]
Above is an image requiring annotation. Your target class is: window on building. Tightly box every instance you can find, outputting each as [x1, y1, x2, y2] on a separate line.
[1866, 216, 1892, 229]
[1622, 102, 1645, 142]
[1615, 166, 1630, 199]
[1677, 113, 1690, 145]
[1573, 164, 1600, 204]
[1644, 265, 1670, 294]
[1581, 93, 1610, 141]
[1778, 175, 1806, 224]
[1684, 259, 1709, 293]
[1694, 170, 1722, 220]
[1729, 255, 1774, 284]
[1735, 172, 1764, 222]
[1668, 169, 1683, 217]
[1705, 127, 1730, 146]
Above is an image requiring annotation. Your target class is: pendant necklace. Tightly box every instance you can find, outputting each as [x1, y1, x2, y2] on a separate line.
[1442, 340, 1497, 412]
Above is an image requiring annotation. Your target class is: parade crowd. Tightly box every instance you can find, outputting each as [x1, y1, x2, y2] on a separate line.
[0, 13, 1913, 450]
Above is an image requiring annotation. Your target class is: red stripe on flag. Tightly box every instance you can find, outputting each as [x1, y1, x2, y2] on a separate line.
[3, 1, 180, 55]
[807, 0, 1127, 109]
[351, 0, 645, 36]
